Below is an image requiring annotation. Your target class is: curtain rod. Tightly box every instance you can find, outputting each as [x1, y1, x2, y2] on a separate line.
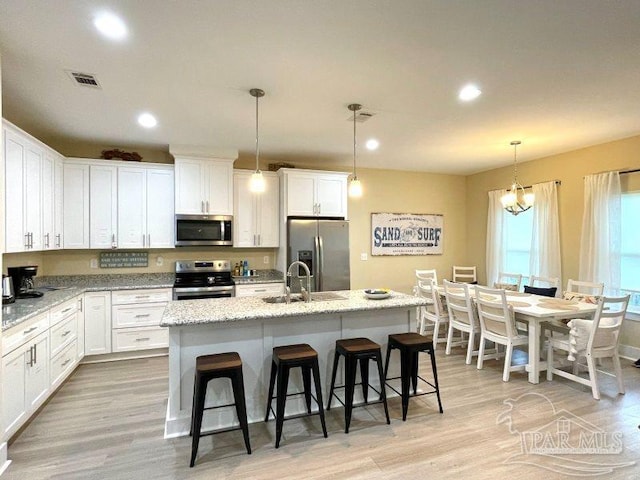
[585, 168, 640, 177]
[620, 168, 640, 175]
[489, 179, 561, 193]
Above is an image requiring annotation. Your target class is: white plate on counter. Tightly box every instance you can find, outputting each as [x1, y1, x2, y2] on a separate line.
[364, 288, 391, 300]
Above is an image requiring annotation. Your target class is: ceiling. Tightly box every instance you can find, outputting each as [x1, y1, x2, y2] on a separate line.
[1, 1, 640, 175]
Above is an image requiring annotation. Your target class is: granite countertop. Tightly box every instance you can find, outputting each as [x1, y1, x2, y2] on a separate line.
[232, 269, 284, 284]
[2, 273, 175, 332]
[161, 290, 426, 327]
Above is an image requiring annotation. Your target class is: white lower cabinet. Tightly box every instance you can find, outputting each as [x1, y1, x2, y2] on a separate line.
[235, 283, 285, 298]
[84, 291, 112, 355]
[111, 288, 171, 352]
[50, 341, 78, 388]
[2, 311, 51, 440]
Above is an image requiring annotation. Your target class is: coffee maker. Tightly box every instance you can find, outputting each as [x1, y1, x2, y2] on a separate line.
[7, 266, 44, 299]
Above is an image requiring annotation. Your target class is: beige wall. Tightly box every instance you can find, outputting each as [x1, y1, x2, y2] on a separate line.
[348, 167, 467, 294]
[466, 134, 640, 348]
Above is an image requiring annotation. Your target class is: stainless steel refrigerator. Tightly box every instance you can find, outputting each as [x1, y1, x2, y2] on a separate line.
[287, 218, 350, 293]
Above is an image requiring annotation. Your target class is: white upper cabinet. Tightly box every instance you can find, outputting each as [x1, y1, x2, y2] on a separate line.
[54, 156, 64, 248]
[90, 164, 118, 249]
[233, 170, 279, 247]
[174, 156, 234, 215]
[118, 165, 174, 248]
[279, 168, 348, 218]
[3, 120, 56, 252]
[63, 161, 90, 249]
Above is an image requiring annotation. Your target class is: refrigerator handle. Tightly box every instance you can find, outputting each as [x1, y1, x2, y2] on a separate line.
[317, 235, 324, 291]
[314, 235, 321, 291]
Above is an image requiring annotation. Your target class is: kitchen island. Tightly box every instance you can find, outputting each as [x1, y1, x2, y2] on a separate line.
[160, 289, 426, 438]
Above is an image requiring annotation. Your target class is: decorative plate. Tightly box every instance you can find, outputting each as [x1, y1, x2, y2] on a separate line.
[364, 288, 391, 300]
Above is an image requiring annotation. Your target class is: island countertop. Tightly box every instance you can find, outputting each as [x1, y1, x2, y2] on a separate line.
[161, 289, 425, 327]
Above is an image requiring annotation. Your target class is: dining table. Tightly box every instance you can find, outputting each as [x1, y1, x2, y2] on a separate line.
[435, 285, 598, 384]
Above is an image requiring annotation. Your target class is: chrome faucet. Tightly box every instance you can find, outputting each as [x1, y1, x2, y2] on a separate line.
[286, 261, 312, 303]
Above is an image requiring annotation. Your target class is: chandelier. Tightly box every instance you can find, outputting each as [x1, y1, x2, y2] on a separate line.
[500, 140, 534, 215]
[347, 103, 363, 198]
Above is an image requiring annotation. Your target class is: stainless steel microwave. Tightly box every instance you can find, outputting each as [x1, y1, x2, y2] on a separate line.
[175, 214, 233, 246]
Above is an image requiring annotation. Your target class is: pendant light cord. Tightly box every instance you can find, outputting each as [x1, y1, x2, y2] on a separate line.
[255, 93, 260, 172]
[353, 107, 357, 179]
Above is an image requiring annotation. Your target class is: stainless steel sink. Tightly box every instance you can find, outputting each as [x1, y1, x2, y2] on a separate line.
[262, 292, 347, 304]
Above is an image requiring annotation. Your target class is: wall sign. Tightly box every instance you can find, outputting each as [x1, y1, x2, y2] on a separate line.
[371, 212, 443, 256]
[99, 251, 149, 268]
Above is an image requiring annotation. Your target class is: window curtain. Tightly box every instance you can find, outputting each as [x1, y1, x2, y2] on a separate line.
[486, 190, 506, 287]
[579, 172, 621, 294]
[529, 181, 561, 282]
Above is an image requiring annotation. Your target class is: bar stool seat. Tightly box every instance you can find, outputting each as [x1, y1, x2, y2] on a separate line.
[265, 343, 328, 448]
[190, 352, 251, 467]
[327, 337, 390, 433]
[384, 332, 444, 421]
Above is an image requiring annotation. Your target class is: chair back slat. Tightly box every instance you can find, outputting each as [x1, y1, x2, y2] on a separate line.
[452, 265, 477, 284]
[566, 279, 604, 296]
[474, 286, 518, 339]
[443, 280, 475, 327]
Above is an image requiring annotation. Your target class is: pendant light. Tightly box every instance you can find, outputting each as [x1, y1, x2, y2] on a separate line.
[348, 103, 363, 198]
[500, 140, 534, 215]
[249, 88, 266, 193]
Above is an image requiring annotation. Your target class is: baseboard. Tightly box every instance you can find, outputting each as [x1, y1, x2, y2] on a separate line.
[81, 348, 168, 364]
[619, 343, 640, 361]
[0, 442, 10, 476]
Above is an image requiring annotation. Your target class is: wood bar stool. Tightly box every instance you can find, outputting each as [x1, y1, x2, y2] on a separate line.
[327, 337, 390, 433]
[264, 343, 328, 448]
[190, 352, 251, 467]
[383, 332, 443, 421]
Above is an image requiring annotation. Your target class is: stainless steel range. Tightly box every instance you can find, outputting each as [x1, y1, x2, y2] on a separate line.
[173, 260, 235, 300]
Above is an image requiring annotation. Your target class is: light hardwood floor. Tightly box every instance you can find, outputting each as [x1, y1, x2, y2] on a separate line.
[3, 348, 640, 479]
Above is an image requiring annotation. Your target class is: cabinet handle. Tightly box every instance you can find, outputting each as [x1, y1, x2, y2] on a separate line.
[148, 234, 151, 247]
[56, 233, 61, 247]
[23, 326, 38, 335]
[45, 233, 50, 248]
[135, 314, 151, 318]
[255, 289, 267, 292]
[34, 343, 37, 364]
[30, 232, 34, 248]
[61, 330, 71, 337]
[61, 307, 73, 314]
[61, 359, 71, 367]
[135, 295, 150, 299]
[135, 337, 151, 342]
[78, 298, 83, 312]
[27, 346, 34, 367]
[112, 234, 117, 249]
[206, 200, 210, 213]
[201, 200, 205, 213]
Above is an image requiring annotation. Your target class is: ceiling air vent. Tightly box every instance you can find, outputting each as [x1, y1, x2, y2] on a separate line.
[66, 71, 101, 89]
[348, 111, 375, 123]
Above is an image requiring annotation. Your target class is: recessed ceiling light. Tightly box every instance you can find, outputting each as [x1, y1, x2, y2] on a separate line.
[94, 12, 127, 40]
[365, 139, 380, 150]
[458, 84, 482, 102]
[138, 113, 157, 128]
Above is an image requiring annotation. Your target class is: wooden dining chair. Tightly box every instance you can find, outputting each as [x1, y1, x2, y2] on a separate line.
[475, 286, 528, 382]
[529, 275, 560, 289]
[443, 280, 480, 364]
[565, 279, 604, 296]
[452, 266, 477, 284]
[416, 269, 438, 286]
[495, 272, 523, 292]
[547, 295, 630, 400]
[416, 278, 449, 350]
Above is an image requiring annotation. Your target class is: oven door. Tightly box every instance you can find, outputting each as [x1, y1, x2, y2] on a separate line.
[173, 285, 235, 300]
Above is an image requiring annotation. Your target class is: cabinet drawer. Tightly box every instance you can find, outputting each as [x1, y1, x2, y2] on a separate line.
[111, 288, 172, 305]
[50, 340, 77, 387]
[49, 297, 79, 327]
[112, 302, 166, 328]
[50, 314, 77, 358]
[235, 283, 285, 297]
[111, 327, 168, 352]
[2, 312, 50, 355]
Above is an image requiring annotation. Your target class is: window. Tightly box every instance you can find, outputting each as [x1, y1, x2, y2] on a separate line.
[621, 192, 640, 313]
[503, 208, 533, 280]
